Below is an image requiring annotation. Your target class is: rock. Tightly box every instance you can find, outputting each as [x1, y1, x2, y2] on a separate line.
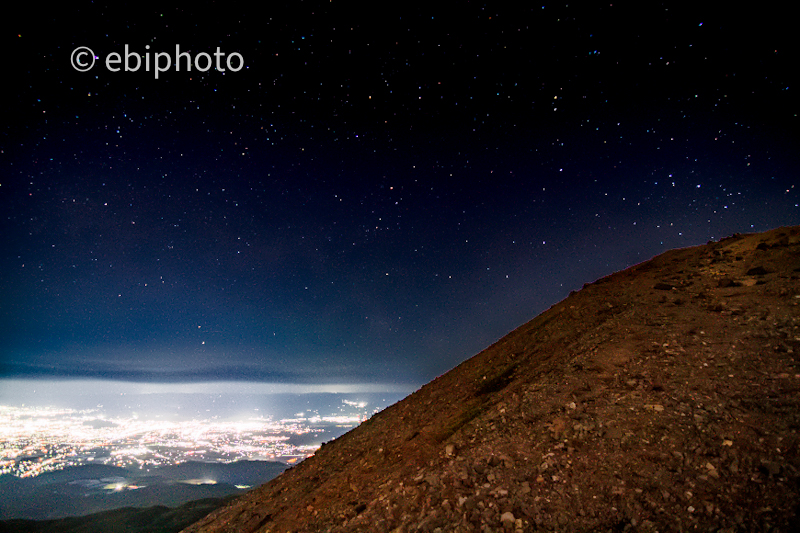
[746, 266, 769, 276]
[424, 474, 439, 487]
[500, 511, 516, 529]
[760, 461, 781, 477]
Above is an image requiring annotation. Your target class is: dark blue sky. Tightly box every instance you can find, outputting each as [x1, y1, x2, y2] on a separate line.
[1, 2, 797, 385]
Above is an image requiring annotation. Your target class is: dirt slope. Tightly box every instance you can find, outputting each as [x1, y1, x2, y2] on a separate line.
[183, 226, 800, 532]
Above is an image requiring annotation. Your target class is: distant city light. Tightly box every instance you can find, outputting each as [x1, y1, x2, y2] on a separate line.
[0, 400, 382, 478]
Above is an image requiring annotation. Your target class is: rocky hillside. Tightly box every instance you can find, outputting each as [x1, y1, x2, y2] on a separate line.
[183, 227, 800, 532]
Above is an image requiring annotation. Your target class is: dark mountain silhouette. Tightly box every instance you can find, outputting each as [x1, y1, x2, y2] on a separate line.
[183, 226, 800, 532]
[0, 461, 286, 523]
[0, 497, 235, 533]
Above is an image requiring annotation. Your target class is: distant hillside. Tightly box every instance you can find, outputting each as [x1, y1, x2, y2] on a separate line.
[183, 227, 800, 532]
[0, 497, 234, 533]
[0, 461, 285, 521]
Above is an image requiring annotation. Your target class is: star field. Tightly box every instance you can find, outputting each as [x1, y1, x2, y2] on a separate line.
[1, 2, 797, 385]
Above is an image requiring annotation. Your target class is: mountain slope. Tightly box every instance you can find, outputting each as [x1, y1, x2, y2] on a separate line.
[183, 227, 800, 532]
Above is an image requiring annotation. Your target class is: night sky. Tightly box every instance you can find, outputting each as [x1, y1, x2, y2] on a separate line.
[1, 3, 797, 387]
